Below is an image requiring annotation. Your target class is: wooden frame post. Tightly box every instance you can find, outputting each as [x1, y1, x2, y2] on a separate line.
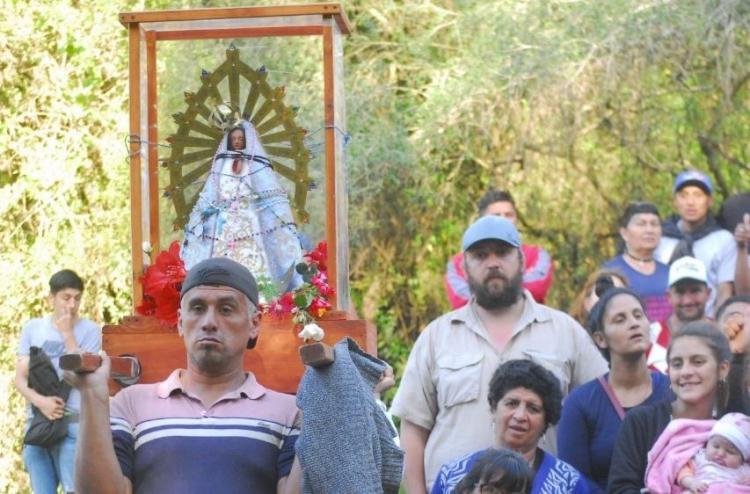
[128, 24, 144, 307]
[145, 30, 160, 257]
[322, 24, 338, 308]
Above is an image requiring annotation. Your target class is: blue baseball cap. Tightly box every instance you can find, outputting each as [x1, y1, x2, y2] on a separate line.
[462, 216, 522, 251]
[673, 170, 713, 195]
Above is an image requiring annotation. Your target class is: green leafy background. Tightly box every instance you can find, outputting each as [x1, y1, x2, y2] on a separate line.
[1, 0, 749, 491]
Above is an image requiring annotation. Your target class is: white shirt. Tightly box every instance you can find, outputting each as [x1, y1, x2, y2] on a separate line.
[655, 228, 736, 316]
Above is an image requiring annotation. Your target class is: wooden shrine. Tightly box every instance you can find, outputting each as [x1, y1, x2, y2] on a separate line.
[101, 3, 375, 394]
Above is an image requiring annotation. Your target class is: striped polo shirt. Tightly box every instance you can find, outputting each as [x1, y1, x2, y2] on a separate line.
[110, 369, 299, 494]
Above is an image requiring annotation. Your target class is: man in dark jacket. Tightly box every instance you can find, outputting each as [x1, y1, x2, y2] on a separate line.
[654, 170, 736, 316]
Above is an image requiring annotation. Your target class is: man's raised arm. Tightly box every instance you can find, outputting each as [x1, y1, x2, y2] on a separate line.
[67, 355, 132, 494]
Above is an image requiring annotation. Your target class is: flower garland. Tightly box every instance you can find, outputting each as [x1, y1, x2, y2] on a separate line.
[263, 241, 335, 325]
[136, 240, 334, 328]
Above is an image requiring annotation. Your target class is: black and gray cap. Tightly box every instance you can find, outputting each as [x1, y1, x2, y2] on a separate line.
[180, 257, 259, 307]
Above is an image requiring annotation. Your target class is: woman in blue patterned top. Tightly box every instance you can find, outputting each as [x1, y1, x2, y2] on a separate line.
[431, 360, 590, 494]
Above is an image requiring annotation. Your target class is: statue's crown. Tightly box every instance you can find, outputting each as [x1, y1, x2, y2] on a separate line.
[209, 100, 242, 132]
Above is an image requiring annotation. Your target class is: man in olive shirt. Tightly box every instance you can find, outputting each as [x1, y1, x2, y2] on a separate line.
[391, 216, 608, 493]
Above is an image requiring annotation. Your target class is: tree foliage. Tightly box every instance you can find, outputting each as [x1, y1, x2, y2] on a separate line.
[1, 0, 749, 491]
[0, 0, 154, 490]
[343, 0, 750, 379]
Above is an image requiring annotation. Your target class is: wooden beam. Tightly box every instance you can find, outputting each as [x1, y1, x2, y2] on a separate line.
[322, 25, 338, 309]
[102, 315, 374, 394]
[128, 24, 144, 309]
[154, 25, 323, 41]
[146, 31, 160, 256]
[60, 353, 140, 379]
[119, 3, 352, 35]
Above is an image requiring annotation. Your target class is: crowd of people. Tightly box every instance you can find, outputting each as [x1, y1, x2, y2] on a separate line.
[13, 168, 750, 494]
[395, 170, 750, 494]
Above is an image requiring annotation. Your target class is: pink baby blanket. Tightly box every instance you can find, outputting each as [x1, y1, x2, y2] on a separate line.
[645, 418, 750, 494]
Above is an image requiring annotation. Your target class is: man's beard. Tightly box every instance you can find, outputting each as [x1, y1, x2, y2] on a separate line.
[190, 348, 229, 375]
[468, 268, 524, 310]
[675, 305, 704, 323]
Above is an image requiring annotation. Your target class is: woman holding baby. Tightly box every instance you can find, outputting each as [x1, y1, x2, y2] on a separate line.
[607, 318, 750, 493]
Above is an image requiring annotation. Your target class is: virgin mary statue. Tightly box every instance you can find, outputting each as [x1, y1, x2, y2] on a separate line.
[181, 119, 303, 293]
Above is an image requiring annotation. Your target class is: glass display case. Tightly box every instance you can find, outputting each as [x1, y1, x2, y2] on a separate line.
[122, 3, 351, 310]
[105, 4, 373, 393]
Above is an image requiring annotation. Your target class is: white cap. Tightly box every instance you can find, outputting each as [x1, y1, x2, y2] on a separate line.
[668, 256, 708, 287]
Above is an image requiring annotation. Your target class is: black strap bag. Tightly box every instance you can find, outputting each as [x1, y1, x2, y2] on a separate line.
[23, 346, 72, 447]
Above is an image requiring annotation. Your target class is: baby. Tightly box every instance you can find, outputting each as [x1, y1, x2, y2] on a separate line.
[677, 413, 750, 492]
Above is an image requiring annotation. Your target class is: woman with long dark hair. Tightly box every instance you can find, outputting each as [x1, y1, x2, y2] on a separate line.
[607, 322, 732, 493]
[557, 284, 671, 493]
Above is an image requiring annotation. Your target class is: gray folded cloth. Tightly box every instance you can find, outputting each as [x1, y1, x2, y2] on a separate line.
[296, 337, 404, 494]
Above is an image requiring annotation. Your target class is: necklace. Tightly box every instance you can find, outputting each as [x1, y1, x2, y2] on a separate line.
[625, 250, 654, 263]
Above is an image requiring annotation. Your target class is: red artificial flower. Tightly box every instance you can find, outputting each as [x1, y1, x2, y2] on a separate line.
[304, 241, 328, 272]
[152, 287, 181, 327]
[143, 241, 186, 293]
[136, 294, 157, 317]
[321, 285, 336, 298]
[136, 241, 186, 328]
[268, 291, 296, 317]
[309, 297, 332, 318]
[266, 241, 333, 323]
[311, 272, 327, 287]
[311, 272, 335, 298]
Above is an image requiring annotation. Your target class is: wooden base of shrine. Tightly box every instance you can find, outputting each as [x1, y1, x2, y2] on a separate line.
[103, 311, 376, 395]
